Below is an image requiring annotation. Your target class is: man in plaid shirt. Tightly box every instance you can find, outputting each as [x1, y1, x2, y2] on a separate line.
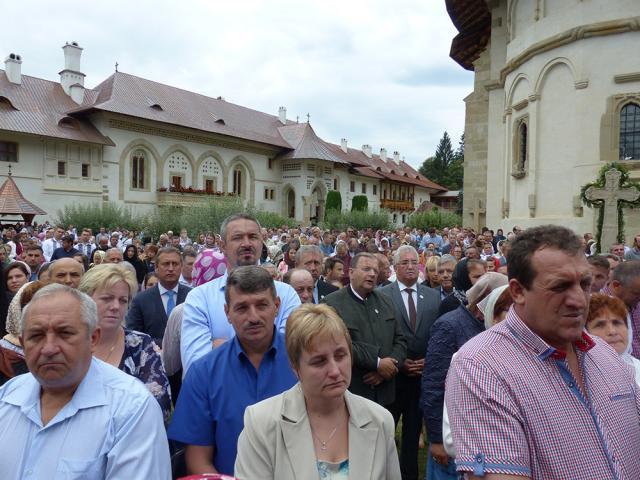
[446, 225, 640, 479]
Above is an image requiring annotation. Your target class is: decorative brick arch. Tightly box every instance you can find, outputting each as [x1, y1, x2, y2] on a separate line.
[226, 155, 256, 206]
[196, 150, 226, 191]
[534, 57, 582, 97]
[161, 145, 197, 187]
[118, 139, 162, 200]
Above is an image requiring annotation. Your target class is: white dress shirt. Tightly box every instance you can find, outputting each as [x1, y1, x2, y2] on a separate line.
[0, 358, 170, 479]
[158, 283, 180, 314]
[396, 279, 418, 319]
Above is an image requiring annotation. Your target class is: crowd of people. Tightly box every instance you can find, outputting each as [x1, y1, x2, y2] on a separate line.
[0, 215, 639, 479]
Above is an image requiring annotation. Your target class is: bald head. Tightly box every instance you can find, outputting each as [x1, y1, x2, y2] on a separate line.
[50, 258, 84, 289]
[284, 268, 315, 304]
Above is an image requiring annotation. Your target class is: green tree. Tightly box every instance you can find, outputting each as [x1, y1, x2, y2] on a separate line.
[325, 191, 342, 218]
[419, 131, 464, 190]
[351, 195, 368, 212]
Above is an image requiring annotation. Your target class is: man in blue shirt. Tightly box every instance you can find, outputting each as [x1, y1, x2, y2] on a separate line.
[181, 213, 300, 374]
[169, 265, 297, 475]
[0, 284, 170, 479]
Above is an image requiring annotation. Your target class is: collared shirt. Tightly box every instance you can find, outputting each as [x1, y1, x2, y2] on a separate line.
[396, 279, 417, 319]
[168, 331, 296, 475]
[178, 274, 193, 288]
[446, 307, 640, 479]
[349, 284, 365, 302]
[158, 283, 180, 314]
[181, 271, 301, 374]
[0, 358, 170, 479]
[319, 243, 334, 257]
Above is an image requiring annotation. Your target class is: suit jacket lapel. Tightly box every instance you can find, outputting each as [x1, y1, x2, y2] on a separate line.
[416, 284, 427, 328]
[177, 285, 189, 304]
[345, 391, 377, 479]
[280, 386, 320, 480]
[153, 286, 168, 322]
[392, 282, 410, 327]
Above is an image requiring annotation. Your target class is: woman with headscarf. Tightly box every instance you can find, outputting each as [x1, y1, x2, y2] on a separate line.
[123, 244, 147, 286]
[0, 281, 47, 385]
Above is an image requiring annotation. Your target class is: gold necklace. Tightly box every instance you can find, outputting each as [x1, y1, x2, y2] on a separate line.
[100, 330, 122, 363]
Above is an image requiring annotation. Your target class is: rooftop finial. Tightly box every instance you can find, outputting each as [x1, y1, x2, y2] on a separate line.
[8, 164, 12, 177]
[115, 62, 119, 72]
[306, 113, 310, 123]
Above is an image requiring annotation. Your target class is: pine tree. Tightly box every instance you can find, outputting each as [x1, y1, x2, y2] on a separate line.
[419, 131, 464, 189]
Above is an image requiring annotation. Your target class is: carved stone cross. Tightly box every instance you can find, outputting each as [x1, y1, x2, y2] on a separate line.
[584, 168, 640, 252]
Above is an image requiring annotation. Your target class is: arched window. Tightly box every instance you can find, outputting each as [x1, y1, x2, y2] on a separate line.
[620, 103, 640, 160]
[518, 122, 527, 169]
[233, 167, 243, 196]
[131, 150, 146, 189]
[512, 117, 528, 178]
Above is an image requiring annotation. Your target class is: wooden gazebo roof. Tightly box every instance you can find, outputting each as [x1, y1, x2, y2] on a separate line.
[0, 172, 46, 224]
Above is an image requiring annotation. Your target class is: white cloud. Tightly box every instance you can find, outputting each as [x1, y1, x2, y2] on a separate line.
[1, 0, 473, 169]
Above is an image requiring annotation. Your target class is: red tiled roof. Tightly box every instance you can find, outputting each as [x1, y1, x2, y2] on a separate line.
[0, 67, 447, 193]
[71, 72, 294, 149]
[0, 71, 114, 145]
[352, 166, 386, 179]
[0, 175, 46, 215]
[276, 123, 349, 164]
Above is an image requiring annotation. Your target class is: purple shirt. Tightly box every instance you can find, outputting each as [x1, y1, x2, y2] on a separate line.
[446, 307, 640, 479]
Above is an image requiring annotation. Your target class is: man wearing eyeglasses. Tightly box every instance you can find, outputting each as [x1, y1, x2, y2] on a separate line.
[323, 252, 407, 407]
[379, 245, 441, 480]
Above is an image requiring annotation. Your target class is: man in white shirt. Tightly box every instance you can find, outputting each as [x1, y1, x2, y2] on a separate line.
[0, 284, 170, 479]
[42, 225, 65, 261]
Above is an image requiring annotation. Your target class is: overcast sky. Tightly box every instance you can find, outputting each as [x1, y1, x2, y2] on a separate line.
[2, 0, 473, 169]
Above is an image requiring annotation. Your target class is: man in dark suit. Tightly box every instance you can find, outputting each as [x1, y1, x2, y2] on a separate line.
[380, 245, 441, 480]
[126, 247, 191, 345]
[295, 245, 338, 302]
[324, 253, 407, 407]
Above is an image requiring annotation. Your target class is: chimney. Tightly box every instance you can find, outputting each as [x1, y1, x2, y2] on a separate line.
[341, 138, 348, 153]
[59, 41, 86, 103]
[362, 144, 372, 158]
[380, 148, 387, 162]
[4, 53, 22, 85]
[393, 151, 401, 164]
[278, 106, 287, 125]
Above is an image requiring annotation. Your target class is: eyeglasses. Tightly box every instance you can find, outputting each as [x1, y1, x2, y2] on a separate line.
[398, 260, 418, 267]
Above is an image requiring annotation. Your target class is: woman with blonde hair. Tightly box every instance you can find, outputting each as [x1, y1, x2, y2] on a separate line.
[78, 264, 172, 423]
[235, 303, 400, 479]
[423, 256, 440, 289]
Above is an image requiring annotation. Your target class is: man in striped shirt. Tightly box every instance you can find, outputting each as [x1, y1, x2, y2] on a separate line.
[446, 225, 640, 479]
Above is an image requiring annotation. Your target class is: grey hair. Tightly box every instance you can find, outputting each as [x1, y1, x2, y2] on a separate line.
[392, 245, 418, 266]
[225, 265, 276, 305]
[20, 283, 98, 335]
[438, 254, 457, 267]
[220, 213, 261, 243]
[612, 260, 640, 287]
[295, 244, 322, 265]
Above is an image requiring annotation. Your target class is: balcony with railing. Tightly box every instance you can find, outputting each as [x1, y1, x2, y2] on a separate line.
[380, 198, 414, 211]
[156, 186, 238, 206]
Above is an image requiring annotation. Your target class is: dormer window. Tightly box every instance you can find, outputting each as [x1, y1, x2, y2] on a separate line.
[58, 116, 79, 129]
[0, 96, 18, 111]
[150, 103, 163, 111]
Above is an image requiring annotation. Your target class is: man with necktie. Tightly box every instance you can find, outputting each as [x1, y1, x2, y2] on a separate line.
[379, 245, 441, 480]
[126, 247, 191, 345]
